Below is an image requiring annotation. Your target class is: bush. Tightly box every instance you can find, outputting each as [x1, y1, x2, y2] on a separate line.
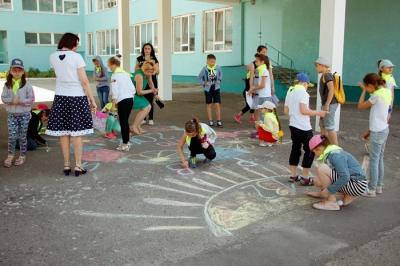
[27, 68, 55, 78]
[0, 68, 55, 79]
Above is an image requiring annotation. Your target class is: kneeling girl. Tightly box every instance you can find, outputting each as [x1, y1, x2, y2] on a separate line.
[177, 118, 217, 169]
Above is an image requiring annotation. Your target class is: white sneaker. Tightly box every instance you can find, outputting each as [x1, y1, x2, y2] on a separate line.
[259, 141, 267, 147]
[141, 120, 147, 125]
[266, 142, 273, 147]
[376, 186, 383, 194]
[148, 120, 154, 126]
[364, 189, 376, 198]
[117, 144, 130, 152]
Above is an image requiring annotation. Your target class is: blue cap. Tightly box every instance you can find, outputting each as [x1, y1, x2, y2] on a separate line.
[10, 58, 24, 69]
[296, 72, 310, 83]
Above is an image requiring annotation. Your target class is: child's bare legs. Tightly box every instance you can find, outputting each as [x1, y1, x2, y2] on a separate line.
[132, 106, 151, 134]
[308, 164, 335, 201]
[206, 104, 213, 121]
[60, 136, 71, 168]
[215, 103, 221, 121]
[327, 130, 338, 145]
[71, 136, 83, 168]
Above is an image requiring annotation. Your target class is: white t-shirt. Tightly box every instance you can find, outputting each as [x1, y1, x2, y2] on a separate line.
[110, 71, 136, 103]
[284, 86, 312, 131]
[257, 68, 272, 97]
[50, 50, 86, 96]
[369, 94, 389, 132]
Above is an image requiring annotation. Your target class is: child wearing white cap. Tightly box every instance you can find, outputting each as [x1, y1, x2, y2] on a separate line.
[255, 101, 282, 147]
[377, 59, 396, 116]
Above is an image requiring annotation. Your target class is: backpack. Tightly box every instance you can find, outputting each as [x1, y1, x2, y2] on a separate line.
[322, 72, 346, 104]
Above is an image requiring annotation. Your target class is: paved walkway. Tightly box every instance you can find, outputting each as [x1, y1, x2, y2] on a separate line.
[0, 85, 399, 265]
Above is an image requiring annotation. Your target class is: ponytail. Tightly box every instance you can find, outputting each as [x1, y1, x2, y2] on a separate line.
[363, 73, 386, 89]
[377, 59, 383, 78]
[185, 117, 201, 137]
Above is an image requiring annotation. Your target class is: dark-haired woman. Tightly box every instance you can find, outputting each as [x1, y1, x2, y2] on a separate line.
[46, 33, 97, 176]
[135, 43, 159, 125]
[177, 118, 217, 169]
[1, 58, 34, 167]
[358, 73, 392, 197]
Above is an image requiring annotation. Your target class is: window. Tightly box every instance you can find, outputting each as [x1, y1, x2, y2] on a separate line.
[96, 29, 119, 56]
[22, 0, 79, 14]
[0, 0, 12, 9]
[204, 8, 232, 52]
[87, 33, 94, 56]
[86, 0, 93, 13]
[97, 0, 116, 11]
[130, 21, 158, 55]
[173, 14, 195, 53]
[25, 32, 68, 46]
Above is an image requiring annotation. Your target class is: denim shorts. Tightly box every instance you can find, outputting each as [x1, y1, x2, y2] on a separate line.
[320, 103, 338, 131]
[253, 96, 272, 109]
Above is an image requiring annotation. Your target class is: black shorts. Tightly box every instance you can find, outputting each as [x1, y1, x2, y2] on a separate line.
[204, 86, 221, 104]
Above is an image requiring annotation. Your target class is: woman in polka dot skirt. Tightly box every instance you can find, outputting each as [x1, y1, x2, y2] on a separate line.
[46, 33, 97, 177]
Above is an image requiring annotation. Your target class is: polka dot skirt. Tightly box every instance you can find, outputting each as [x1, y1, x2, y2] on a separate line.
[46, 95, 94, 137]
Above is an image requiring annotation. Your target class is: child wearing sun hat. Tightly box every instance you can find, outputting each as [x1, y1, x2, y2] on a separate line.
[307, 134, 368, 211]
[255, 101, 283, 147]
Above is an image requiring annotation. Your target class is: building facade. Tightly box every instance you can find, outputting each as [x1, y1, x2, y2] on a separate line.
[0, 0, 399, 103]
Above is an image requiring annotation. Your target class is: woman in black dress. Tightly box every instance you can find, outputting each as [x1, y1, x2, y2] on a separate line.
[135, 43, 159, 126]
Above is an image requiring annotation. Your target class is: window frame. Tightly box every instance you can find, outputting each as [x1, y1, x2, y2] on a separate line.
[96, 0, 117, 12]
[95, 28, 119, 56]
[22, 0, 79, 15]
[130, 20, 158, 55]
[24, 32, 77, 46]
[86, 32, 94, 56]
[203, 7, 233, 53]
[0, 0, 13, 10]
[172, 13, 196, 54]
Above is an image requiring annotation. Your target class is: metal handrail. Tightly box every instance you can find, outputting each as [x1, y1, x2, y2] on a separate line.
[265, 42, 296, 84]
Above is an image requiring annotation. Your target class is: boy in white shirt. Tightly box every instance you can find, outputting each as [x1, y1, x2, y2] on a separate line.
[284, 73, 326, 185]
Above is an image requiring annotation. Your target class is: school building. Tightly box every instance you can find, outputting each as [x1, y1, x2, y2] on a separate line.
[0, 0, 399, 104]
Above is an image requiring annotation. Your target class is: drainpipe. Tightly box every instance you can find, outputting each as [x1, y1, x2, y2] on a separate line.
[240, 1, 245, 65]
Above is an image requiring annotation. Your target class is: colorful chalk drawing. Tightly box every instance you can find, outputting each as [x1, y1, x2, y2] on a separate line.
[38, 126, 312, 237]
[127, 158, 314, 237]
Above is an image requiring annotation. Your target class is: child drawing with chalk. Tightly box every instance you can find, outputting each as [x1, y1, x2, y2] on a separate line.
[177, 118, 217, 169]
[255, 101, 283, 147]
[307, 134, 368, 211]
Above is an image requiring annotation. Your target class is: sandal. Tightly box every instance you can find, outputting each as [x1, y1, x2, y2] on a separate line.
[300, 177, 314, 186]
[74, 166, 87, 177]
[4, 155, 14, 168]
[63, 164, 71, 176]
[14, 156, 26, 166]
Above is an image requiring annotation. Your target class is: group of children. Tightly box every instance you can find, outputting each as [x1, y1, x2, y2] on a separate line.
[1, 44, 396, 212]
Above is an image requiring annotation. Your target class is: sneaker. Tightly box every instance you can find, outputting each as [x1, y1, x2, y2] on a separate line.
[259, 141, 267, 147]
[299, 176, 314, 186]
[105, 133, 117, 139]
[234, 114, 242, 124]
[363, 189, 376, 198]
[217, 121, 223, 128]
[289, 176, 301, 183]
[208, 121, 214, 127]
[148, 120, 154, 126]
[266, 142, 273, 147]
[313, 201, 341, 211]
[189, 157, 197, 168]
[4, 155, 14, 168]
[376, 186, 383, 194]
[141, 120, 147, 125]
[249, 115, 256, 123]
[203, 158, 212, 164]
[117, 144, 130, 152]
[14, 156, 26, 166]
